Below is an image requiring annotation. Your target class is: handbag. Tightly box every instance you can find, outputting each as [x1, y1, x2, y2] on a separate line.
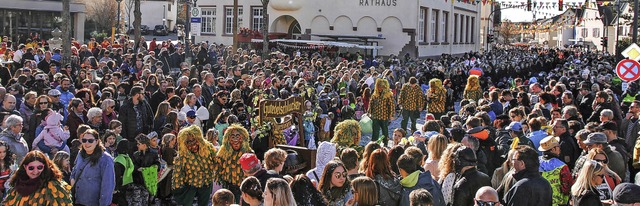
[360, 113, 373, 134]
[71, 161, 90, 202]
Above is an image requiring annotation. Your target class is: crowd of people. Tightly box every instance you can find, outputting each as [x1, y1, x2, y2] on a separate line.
[0, 33, 639, 206]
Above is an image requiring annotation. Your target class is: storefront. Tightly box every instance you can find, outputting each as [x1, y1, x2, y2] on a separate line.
[194, 0, 481, 57]
[0, 0, 86, 42]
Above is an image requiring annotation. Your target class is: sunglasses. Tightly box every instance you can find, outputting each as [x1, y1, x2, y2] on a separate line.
[475, 199, 499, 206]
[596, 174, 605, 178]
[333, 172, 348, 179]
[81, 138, 96, 144]
[39, 101, 49, 105]
[594, 158, 608, 164]
[27, 165, 44, 171]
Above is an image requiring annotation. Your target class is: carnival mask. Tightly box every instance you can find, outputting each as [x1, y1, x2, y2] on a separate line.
[229, 130, 243, 151]
[185, 137, 199, 153]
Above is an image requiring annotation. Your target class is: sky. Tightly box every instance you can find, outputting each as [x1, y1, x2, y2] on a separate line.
[500, 0, 586, 22]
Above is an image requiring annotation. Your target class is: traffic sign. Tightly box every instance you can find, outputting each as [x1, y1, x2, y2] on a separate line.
[622, 43, 640, 61]
[616, 59, 640, 82]
[191, 8, 200, 17]
[190, 17, 202, 36]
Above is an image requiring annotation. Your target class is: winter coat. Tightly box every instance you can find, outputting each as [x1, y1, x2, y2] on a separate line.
[374, 174, 402, 206]
[32, 112, 69, 150]
[452, 168, 492, 206]
[503, 170, 553, 206]
[0, 129, 28, 164]
[399, 171, 445, 206]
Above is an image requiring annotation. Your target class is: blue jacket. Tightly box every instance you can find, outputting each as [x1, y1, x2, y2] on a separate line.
[56, 86, 75, 110]
[71, 151, 115, 206]
[399, 171, 445, 206]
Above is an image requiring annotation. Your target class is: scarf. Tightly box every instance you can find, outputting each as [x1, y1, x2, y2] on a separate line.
[15, 177, 42, 197]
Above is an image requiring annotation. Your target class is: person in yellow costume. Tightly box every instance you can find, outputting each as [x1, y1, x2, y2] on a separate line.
[330, 119, 363, 153]
[2, 150, 73, 205]
[172, 125, 217, 206]
[215, 123, 254, 202]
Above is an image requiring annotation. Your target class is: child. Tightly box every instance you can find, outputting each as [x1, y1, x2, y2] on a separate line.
[108, 120, 124, 143]
[205, 129, 219, 146]
[0, 141, 13, 197]
[157, 133, 177, 202]
[52, 151, 71, 184]
[32, 111, 70, 157]
[147, 131, 160, 154]
[102, 131, 117, 157]
[212, 189, 235, 206]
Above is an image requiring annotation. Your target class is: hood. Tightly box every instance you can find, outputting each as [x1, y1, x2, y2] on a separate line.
[0, 129, 21, 141]
[44, 112, 64, 129]
[315, 141, 336, 175]
[538, 156, 565, 172]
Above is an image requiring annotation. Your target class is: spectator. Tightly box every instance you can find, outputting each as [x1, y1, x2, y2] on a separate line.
[118, 86, 153, 153]
[0, 115, 28, 163]
[348, 176, 379, 206]
[212, 189, 235, 206]
[365, 148, 402, 206]
[474, 186, 500, 206]
[582, 132, 626, 182]
[240, 176, 264, 206]
[290, 174, 328, 206]
[66, 98, 87, 142]
[2, 150, 72, 204]
[340, 148, 362, 180]
[451, 146, 491, 206]
[503, 145, 552, 206]
[263, 178, 296, 206]
[410, 188, 434, 206]
[537, 136, 573, 206]
[571, 160, 606, 206]
[612, 183, 640, 205]
[307, 141, 337, 185]
[70, 129, 115, 206]
[318, 160, 353, 205]
[240, 153, 281, 192]
[397, 154, 445, 206]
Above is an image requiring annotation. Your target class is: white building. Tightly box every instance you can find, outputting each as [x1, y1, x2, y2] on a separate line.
[0, 0, 86, 41]
[127, 0, 179, 31]
[192, 0, 482, 57]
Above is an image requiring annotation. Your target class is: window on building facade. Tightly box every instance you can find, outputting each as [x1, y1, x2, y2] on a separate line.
[460, 15, 464, 43]
[168, 4, 171, 11]
[470, 17, 475, 43]
[442, 12, 448, 43]
[431, 9, 438, 42]
[201, 7, 216, 34]
[592, 28, 600, 37]
[419, 8, 426, 42]
[454, 14, 458, 43]
[224, 6, 244, 35]
[252, 7, 263, 31]
[581, 28, 588, 38]
[466, 16, 470, 43]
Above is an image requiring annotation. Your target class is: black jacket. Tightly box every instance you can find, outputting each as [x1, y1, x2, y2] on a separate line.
[558, 131, 579, 169]
[118, 98, 153, 141]
[571, 189, 603, 206]
[452, 167, 492, 206]
[253, 169, 282, 192]
[503, 170, 553, 206]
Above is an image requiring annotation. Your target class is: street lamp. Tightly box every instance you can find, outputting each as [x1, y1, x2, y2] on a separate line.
[116, 0, 122, 34]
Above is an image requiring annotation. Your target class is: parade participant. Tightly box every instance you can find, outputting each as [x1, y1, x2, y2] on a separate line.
[215, 124, 253, 201]
[368, 78, 395, 143]
[464, 75, 482, 102]
[427, 78, 446, 120]
[399, 77, 425, 133]
[171, 125, 216, 205]
[330, 119, 362, 151]
[2, 150, 72, 205]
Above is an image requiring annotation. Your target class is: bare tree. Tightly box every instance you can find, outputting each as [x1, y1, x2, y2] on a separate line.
[498, 21, 518, 44]
[125, 0, 136, 30]
[62, 0, 71, 66]
[86, 0, 118, 32]
[262, 0, 269, 58]
[134, 0, 142, 50]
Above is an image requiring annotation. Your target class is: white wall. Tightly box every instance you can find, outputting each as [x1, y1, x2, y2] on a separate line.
[127, 0, 178, 30]
[194, 0, 481, 56]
